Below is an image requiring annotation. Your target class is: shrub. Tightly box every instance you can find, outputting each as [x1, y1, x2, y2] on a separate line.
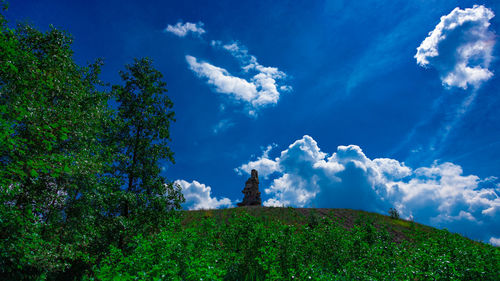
[389, 207, 400, 219]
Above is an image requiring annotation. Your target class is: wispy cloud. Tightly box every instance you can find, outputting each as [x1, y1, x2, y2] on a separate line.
[175, 179, 232, 210]
[219, 41, 292, 107]
[429, 89, 478, 156]
[186, 41, 291, 115]
[165, 21, 206, 37]
[186, 55, 259, 106]
[238, 135, 500, 241]
[345, 15, 419, 95]
[415, 5, 496, 89]
[169, 23, 291, 116]
[212, 119, 235, 134]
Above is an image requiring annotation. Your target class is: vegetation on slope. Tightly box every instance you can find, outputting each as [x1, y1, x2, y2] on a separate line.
[94, 206, 500, 280]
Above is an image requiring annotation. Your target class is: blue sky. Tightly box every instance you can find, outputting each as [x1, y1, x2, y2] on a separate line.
[7, 0, 500, 244]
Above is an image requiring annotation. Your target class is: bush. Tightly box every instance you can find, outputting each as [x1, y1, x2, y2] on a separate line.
[389, 207, 400, 219]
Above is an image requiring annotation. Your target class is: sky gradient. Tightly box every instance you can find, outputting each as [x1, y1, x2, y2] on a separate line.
[7, 0, 500, 244]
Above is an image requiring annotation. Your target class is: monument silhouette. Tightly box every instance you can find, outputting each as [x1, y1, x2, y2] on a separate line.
[237, 169, 262, 206]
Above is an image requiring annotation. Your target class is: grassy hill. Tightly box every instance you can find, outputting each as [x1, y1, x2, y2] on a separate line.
[94, 206, 499, 280]
[183, 206, 434, 243]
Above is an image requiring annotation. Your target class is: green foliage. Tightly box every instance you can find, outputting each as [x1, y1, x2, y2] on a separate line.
[389, 207, 400, 219]
[112, 57, 176, 190]
[110, 57, 184, 249]
[0, 9, 182, 279]
[94, 208, 500, 280]
[0, 16, 115, 279]
[0, 22, 111, 188]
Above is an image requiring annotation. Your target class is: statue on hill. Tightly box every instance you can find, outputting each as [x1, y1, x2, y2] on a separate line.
[237, 169, 262, 206]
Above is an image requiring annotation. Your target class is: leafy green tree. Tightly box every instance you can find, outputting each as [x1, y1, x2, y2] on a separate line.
[111, 58, 184, 248]
[0, 21, 113, 206]
[389, 207, 400, 219]
[0, 10, 117, 278]
[0, 5, 183, 278]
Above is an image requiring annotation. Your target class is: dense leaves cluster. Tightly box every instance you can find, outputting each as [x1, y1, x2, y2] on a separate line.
[0, 8, 183, 280]
[95, 208, 500, 280]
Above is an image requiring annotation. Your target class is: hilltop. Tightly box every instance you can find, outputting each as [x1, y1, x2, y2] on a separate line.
[184, 206, 433, 243]
[95, 206, 500, 280]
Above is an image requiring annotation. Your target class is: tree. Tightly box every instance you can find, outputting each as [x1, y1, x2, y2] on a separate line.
[0, 5, 184, 277]
[111, 58, 184, 248]
[0, 15, 116, 278]
[389, 208, 400, 219]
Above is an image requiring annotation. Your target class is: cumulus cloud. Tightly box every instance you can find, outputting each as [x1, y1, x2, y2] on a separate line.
[489, 237, 500, 247]
[237, 135, 500, 241]
[235, 144, 280, 178]
[415, 5, 496, 89]
[175, 179, 232, 210]
[165, 21, 205, 37]
[187, 41, 290, 114]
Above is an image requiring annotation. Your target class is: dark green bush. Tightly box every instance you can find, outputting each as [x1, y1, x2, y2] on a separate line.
[389, 208, 400, 220]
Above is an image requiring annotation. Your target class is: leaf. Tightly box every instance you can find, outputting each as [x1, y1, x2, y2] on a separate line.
[30, 169, 38, 178]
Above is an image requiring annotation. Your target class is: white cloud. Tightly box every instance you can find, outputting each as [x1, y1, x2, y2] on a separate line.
[235, 144, 280, 178]
[186, 55, 259, 103]
[186, 41, 291, 114]
[489, 237, 500, 247]
[165, 21, 205, 37]
[415, 5, 496, 89]
[280, 85, 293, 92]
[221, 42, 257, 67]
[175, 179, 232, 210]
[262, 198, 284, 207]
[237, 135, 500, 240]
[212, 119, 235, 134]
[210, 40, 222, 47]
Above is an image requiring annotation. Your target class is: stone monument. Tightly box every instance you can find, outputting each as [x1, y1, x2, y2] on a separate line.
[237, 169, 262, 206]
